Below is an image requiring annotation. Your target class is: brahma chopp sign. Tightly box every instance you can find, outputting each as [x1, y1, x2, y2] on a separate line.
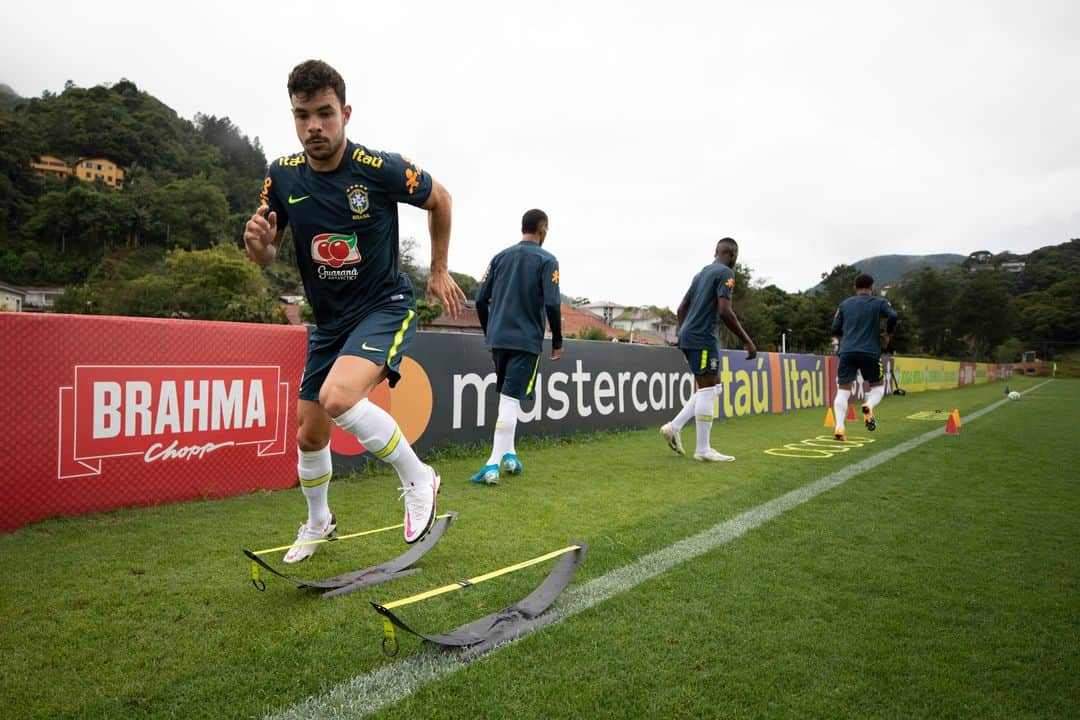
[1, 313, 307, 532]
[60, 364, 289, 475]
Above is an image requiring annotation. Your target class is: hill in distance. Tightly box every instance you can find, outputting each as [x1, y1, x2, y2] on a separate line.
[0, 83, 23, 111]
[811, 253, 966, 292]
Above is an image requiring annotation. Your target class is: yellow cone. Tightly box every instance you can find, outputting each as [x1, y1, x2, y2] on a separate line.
[951, 409, 962, 428]
[824, 407, 835, 426]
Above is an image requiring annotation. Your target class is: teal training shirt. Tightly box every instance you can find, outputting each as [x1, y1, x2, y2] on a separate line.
[832, 294, 898, 354]
[677, 261, 735, 350]
[475, 241, 562, 354]
[260, 141, 433, 333]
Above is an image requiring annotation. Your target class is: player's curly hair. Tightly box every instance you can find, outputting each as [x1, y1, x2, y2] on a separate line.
[288, 60, 346, 106]
[855, 273, 874, 289]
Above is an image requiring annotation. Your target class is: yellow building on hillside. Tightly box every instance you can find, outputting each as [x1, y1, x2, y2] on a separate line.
[74, 157, 124, 190]
[29, 155, 72, 180]
[29, 155, 125, 190]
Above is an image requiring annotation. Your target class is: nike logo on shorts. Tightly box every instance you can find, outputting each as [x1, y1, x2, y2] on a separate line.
[361, 342, 383, 352]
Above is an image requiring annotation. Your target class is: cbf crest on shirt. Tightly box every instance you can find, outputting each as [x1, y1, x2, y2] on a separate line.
[259, 141, 433, 333]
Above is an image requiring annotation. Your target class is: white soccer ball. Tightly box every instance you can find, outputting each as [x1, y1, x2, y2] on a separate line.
[1008, 391, 1021, 400]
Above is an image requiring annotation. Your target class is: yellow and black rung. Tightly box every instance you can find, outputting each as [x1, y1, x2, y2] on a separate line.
[372, 542, 588, 656]
[242, 512, 457, 596]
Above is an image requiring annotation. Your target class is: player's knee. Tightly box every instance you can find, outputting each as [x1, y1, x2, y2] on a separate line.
[295, 419, 330, 452]
[295, 432, 328, 453]
[319, 382, 367, 419]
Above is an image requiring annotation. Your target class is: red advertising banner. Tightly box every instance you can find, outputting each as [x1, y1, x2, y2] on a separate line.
[1, 313, 307, 532]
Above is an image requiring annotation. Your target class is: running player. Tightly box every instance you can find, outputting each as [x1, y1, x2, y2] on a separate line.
[660, 237, 757, 461]
[469, 209, 563, 485]
[830, 272, 898, 439]
[243, 60, 466, 562]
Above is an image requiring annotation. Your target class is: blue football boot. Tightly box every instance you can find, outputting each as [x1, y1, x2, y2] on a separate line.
[501, 453, 524, 476]
[469, 464, 500, 485]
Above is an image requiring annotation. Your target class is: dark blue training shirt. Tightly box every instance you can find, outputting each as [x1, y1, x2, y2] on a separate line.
[475, 241, 562, 354]
[260, 141, 433, 333]
[831, 294, 898, 354]
[677, 261, 735, 350]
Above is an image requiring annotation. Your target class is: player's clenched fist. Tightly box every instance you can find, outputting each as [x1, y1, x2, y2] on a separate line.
[243, 205, 279, 265]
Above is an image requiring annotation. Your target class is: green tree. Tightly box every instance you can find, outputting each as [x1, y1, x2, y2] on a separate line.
[56, 245, 281, 322]
[160, 244, 280, 321]
[896, 267, 954, 356]
[1015, 277, 1080, 356]
[399, 236, 427, 294]
[951, 271, 1017, 360]
[575, 327, 609, 341]
[721, 264, 776, 351]
[149, 178, 229, 249]
[450, 271, 479, 300]
[416, 298, 442, 327]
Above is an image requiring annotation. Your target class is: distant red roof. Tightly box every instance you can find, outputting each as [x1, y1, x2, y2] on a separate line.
[424, 302, 483, 332]
[423, 302, 623, 340]
[560, 304, 622, 340]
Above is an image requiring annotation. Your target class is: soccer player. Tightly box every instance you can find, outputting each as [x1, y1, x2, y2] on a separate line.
[469, 209, 563, 485]
[242, 60, 466, 562]
[830, 272, 898, 440]
[660, 238, 757, 461]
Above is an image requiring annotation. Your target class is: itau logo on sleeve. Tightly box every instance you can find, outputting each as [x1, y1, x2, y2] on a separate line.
[57, 365, 290, 479]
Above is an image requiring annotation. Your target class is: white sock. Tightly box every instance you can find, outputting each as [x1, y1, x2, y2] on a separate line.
[694, 389, 714, 454]
[333, 399, 427, 486]
[834, 386, 852, 432]
[486, 394, 520, 465]
[713, 383, 723, 419]
[670, 394, 697, 431]
[297, 445, 332, 529]
[866, 384, 885, 410]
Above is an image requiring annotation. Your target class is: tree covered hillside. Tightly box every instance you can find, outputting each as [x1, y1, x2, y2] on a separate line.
[0, 78, 301, 322]
[810, 253, 965, 292]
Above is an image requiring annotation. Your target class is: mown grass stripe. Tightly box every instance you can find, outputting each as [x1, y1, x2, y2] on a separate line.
[266, 380, 1051, 720]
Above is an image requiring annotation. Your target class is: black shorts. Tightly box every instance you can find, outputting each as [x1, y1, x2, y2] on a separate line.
[681, 343, 720, 377]
[491, 349, 541, 401]
[837, 352, 883, 385]
[299, 301, 417, 401]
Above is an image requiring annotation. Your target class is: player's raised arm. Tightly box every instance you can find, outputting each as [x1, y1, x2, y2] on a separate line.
[243, 205, 284, 266]
[422, 179, 466, 318]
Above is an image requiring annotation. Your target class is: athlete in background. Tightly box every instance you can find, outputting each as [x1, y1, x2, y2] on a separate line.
[830, 272, 898, 440]
[470, 209, 563, 485]
[661, 237, 757, 461]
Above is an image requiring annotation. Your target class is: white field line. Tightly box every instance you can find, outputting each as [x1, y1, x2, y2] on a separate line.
[266, 380, 1052, 720]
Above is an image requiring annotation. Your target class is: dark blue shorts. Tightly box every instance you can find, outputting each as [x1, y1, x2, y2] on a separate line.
[299, 301, 417, 401]
[837, 352, 883, 385]
[491, 349, 541, 401]
[681, 344, 720, 377]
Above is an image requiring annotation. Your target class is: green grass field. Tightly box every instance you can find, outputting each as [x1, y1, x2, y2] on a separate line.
[2, 376, 1076, 719]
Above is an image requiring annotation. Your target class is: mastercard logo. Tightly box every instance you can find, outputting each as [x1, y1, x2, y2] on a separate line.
[330, 356, 434, 456]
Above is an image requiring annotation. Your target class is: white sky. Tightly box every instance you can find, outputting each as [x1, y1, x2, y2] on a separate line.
[4, 0, 1078, 306]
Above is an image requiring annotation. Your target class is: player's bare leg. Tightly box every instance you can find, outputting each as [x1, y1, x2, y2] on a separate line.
[322, 356, 438, 544]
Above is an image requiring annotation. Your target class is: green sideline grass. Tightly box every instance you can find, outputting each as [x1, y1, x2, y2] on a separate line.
[0, 377, 1076, 719]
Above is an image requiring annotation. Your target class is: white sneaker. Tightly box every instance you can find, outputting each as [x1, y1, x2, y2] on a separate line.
[660, 423, 685, 455]
[282, 513, 337, 564]
[694, 449, 735, 462]
[401, 466, 440, 544]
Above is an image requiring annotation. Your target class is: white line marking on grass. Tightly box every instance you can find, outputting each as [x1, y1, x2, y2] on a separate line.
[266, 380, 1052, 720]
